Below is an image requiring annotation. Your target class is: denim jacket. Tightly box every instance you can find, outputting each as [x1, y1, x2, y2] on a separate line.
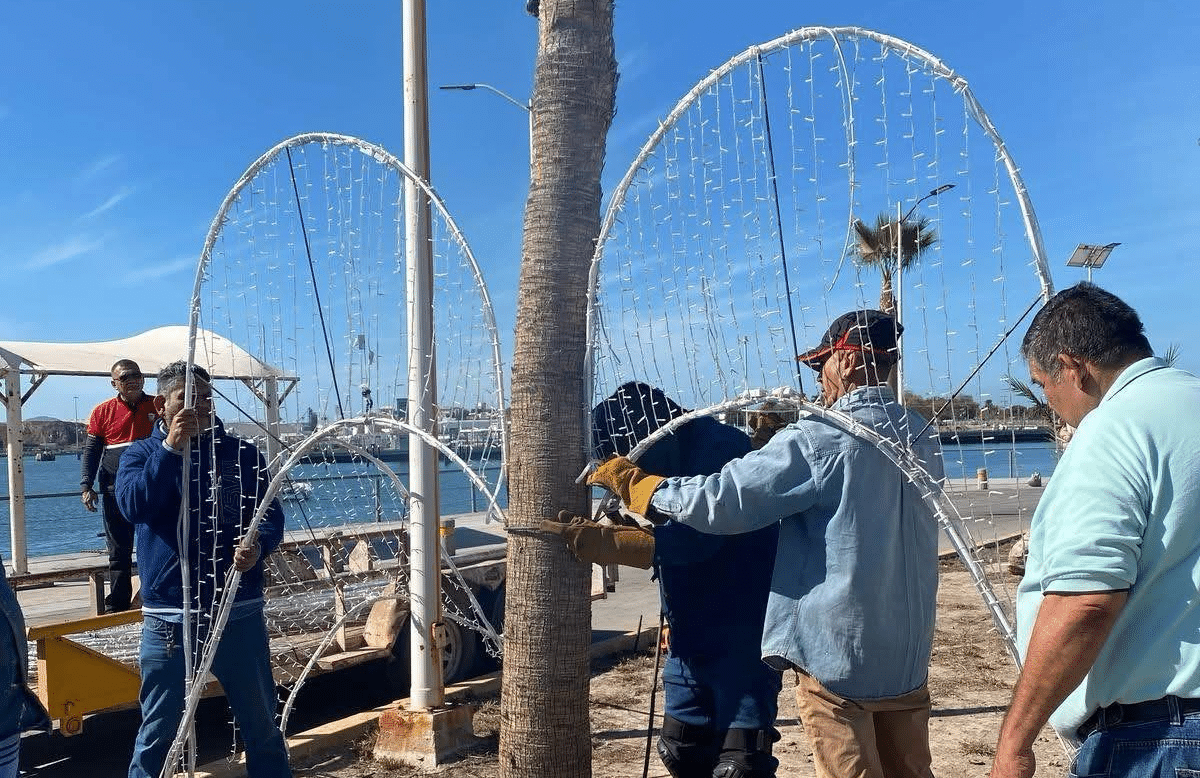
[1, 565, 51, 738]
[650, 386, 943, 700]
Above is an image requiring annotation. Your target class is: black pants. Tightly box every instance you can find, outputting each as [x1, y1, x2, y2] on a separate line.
[101, 491, 135, 611]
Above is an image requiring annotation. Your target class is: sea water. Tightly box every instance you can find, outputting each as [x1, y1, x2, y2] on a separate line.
[940, 439, 1061, 482]
[0, 440, 1058, 560]
[0, 455, 508, 559]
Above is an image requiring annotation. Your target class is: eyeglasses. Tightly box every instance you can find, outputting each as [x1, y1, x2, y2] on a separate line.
[115, 372, 143, 382]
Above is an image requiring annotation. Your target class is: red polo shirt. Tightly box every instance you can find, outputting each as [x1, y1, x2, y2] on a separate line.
[87, 394, 158, 444]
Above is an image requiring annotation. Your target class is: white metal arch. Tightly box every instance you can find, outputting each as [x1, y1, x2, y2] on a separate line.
[188, 131, 509, 482]
[585, 25, 1055, 418]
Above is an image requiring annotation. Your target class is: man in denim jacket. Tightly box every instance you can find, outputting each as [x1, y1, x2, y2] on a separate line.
[117, 361, 290, 778]
[589, 310, 943, 778]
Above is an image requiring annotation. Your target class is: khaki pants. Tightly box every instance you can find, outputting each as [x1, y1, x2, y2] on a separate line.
[794, 672, 934, 778]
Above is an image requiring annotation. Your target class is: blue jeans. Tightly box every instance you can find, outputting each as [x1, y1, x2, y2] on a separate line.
[661, 652, 782, 776]
[0, 732, 18, 778]
[129, 612, 291, 778]
[663, 652, 781, 732]
[1071, 707, 1200, 777]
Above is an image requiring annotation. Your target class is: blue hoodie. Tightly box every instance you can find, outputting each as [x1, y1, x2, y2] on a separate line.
[116, 418, 285, 617]
[0, 565, 50, 739]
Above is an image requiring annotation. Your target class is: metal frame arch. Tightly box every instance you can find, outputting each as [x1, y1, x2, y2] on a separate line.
[584, 26, 1055, 425]
[163, 415, 507, 774]
[186, 131, 510, 489]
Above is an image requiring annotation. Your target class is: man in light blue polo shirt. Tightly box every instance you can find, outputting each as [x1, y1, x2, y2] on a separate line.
[991, 283, 1200, 777]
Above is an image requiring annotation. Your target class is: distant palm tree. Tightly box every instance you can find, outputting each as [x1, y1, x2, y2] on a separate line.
[1003, 374, 1051, 421]
[853, 213, 938, 313]
[1163, 343, 1181, 367]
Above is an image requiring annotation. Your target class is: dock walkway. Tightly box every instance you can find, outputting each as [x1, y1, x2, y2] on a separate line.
[12, 480, 1044, 776]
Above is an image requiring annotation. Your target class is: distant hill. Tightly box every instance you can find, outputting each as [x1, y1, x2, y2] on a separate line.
[0, 419, 86, 451]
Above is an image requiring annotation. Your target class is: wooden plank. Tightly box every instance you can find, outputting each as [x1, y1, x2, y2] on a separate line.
[87, 571, 105, 616]
[314, 646, 388, 672]
[28, 609, 143, 640]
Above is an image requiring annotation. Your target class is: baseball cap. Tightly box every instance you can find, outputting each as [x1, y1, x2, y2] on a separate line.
[796, 309, 903, 370]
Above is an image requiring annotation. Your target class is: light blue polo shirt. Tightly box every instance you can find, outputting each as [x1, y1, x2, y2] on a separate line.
[1017, 357, 1200, 736]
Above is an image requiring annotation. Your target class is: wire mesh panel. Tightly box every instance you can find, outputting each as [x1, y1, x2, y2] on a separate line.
[151, 133, 506, 774]
[588, 27, 1056, 655]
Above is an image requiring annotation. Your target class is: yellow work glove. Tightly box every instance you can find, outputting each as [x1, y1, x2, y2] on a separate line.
[539, 512, 655, 569]
[585, 456, 665, 517]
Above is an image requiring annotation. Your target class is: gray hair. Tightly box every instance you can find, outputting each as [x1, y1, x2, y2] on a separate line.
[1021, 282, 1152, 376]
[156, 360, 212, 398]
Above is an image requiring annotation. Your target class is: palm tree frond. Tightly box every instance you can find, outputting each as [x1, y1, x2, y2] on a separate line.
[1163, 343, 1181, 367]
[853, 219, 886, 263]
[1003, 373, 1051, 419]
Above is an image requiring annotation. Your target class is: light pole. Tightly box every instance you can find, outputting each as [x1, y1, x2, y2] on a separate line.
[438, 83, 532, 161]
[73, 396, 79, 451]
[894, 183, 955, 403]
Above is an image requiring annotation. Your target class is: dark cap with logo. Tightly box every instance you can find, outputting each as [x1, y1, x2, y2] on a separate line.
[796, 309, 903, 370]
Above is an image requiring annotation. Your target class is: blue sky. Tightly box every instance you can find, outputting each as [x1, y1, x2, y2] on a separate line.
[3, 1, 1198, 420]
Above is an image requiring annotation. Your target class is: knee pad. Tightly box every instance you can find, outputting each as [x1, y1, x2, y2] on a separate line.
[711, 728, 780, 778]
[657, 715, 718, 778]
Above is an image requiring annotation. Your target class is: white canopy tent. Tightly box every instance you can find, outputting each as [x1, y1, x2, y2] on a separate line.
[0, 325, 297, 573]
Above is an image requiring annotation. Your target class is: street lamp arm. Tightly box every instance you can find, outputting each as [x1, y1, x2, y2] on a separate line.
[439, 83, 530, 114]
[902, 182, 956, 223]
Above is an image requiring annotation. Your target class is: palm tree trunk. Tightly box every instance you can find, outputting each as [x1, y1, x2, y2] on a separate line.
[878, 266, 895, 315]
[499, 2, 616, 777]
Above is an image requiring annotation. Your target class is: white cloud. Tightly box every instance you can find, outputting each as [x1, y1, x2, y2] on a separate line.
[116, 256, 196, 285]
[81, 186, 135, 220]
[617, 44, 650, 85]
[75, 154, 122, 185]
[27, 235, 103, 269]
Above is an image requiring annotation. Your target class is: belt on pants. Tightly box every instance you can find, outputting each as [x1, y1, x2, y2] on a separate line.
[1077, 695, 1200, 741]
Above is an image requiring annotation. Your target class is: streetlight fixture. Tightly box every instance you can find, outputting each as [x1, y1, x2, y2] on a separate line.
[902, 183, 956, 224]
[1065, 242, 1120, 282]
[439, 83, 532, 161]
[895, 183, 956, 403]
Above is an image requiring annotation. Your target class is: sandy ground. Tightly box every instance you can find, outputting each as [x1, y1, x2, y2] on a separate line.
[290, 555, 1071, 777]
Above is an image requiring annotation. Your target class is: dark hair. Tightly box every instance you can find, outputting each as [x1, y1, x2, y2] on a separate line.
[111, 359, 139, 373]
[1021, 282, 1152, 376]
[157, 360, 212, 397]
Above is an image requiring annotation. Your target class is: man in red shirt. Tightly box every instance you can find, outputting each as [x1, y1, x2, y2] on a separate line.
[80, 359, 157, 612]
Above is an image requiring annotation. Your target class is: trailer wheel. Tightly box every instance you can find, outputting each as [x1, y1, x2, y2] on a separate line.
[385, 614, 480, 694]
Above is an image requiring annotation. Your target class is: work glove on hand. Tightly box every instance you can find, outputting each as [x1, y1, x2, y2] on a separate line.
[539, 512, 655, 569]
[585, 456, 664, 517]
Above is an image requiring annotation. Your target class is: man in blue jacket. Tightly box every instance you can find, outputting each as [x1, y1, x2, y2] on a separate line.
[548, 382, 781, 778]
[117, 361, 290, 778]
[0, 564, 50, 778]
[587, 311, 944, 778]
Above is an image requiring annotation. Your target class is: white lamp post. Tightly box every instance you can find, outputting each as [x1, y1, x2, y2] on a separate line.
[894, 183, 955, 403]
